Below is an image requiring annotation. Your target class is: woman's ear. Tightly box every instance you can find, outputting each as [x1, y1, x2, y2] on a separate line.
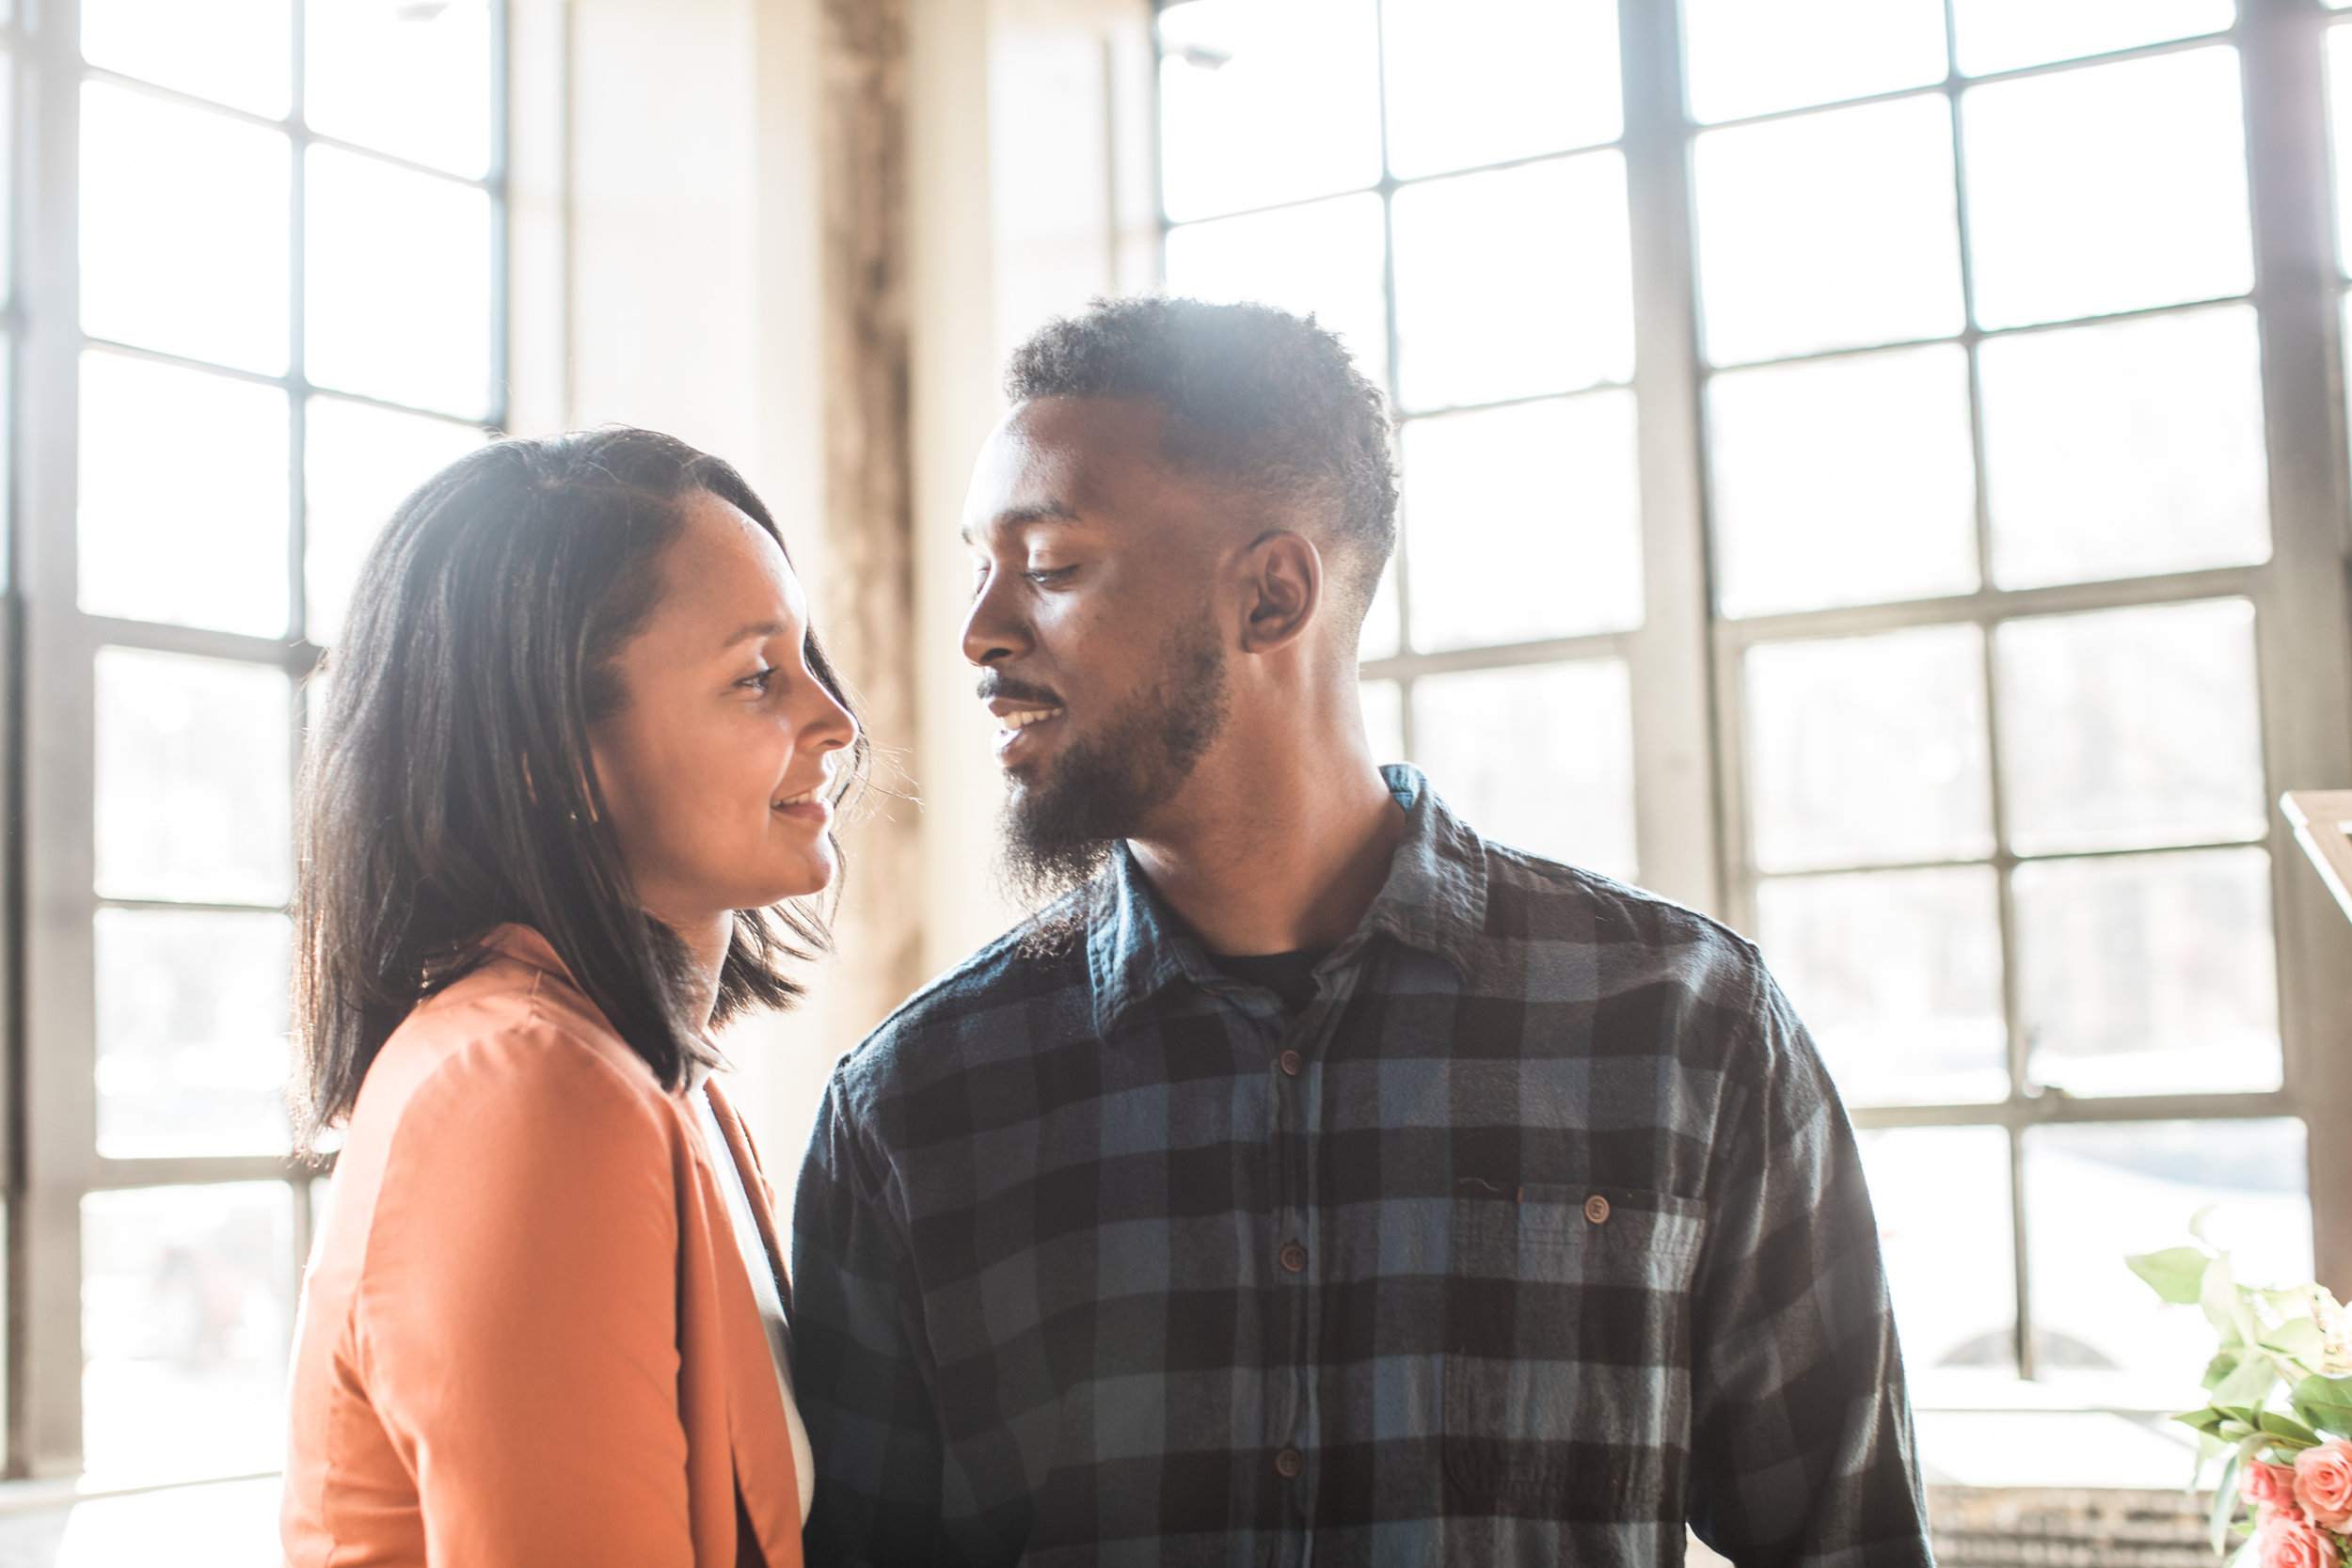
[1240, 531, 1322, 654]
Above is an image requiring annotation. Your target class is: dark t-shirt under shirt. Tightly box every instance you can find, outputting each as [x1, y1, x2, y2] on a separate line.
[1205, 948, 1329, 1015]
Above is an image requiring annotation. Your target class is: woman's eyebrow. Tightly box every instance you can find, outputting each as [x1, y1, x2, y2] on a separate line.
[719, 619, 789, 650]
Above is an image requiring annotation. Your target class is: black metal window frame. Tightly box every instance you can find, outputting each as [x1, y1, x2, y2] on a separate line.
[1155, 0, 2352, 1384]
[7, 0, 508, 1479]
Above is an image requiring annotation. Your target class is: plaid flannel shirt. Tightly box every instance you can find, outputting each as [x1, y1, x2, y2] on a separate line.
[790, 767, 1931, 1567]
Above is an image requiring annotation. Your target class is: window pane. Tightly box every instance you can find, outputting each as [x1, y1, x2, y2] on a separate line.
[1980, 306, 2269, 590]
[2017, 847, 2280, 1098]
[1758, 866, 2007, 1107]
[305, 0, 493, 179]
[1858, 1127, 2015, 1377]
[1359, 678, 1404, 766]
[1381, 0, 1618, 177]
[1684, 0, 1947, 124]
[80, 83, 289, 375]
[1694, 95, 1963, 365]
[1164, 194, 1390, 389]
[83, 1183, 294, 1487]
[1392, 152, 1633, 408]
[48, 1477, 283, 1566]
[0, 55, 14, 306]
[1995, 598, 2265, 856]
[306, 397, 484, 644]
[307, 146, 493, 417]
[82, 0, 289, 118]
[1402, 392, 1642, 650]
[2025, 1119, 2309, 1407]
[94, 647, 293, 906]
[96, 909, 293, 1158]
[2330, 26, 2352, 273]
[1745, 625, 1994, 873]
[1709, 344, 1979, 618]
[1158, 0, 1381, 223]
[1963, 48, 2252, 330]
[79, 352, 289, 637]
[1412, 659, 1635, 881]
[1953, 0, 2235, 77]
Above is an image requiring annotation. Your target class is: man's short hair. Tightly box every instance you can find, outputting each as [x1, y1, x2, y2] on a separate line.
[1004, 296, 1400, 631]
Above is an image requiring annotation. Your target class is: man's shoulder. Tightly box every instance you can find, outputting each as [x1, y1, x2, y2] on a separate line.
[1469, 837, 1773, 1015]
[834, 915, 1095, 1110]
[1477, 838, 1756, 960]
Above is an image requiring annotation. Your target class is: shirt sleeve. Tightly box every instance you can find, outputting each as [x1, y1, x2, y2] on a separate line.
[790, 1065, 959, 1567]
[354, 1025, 695, 1568]
[1684, 969, 1935, 1568]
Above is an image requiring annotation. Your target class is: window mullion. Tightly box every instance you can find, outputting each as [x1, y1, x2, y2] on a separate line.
[1616, 0, 1723, 921]
[2238, 0, 2352, 1294]
[15, 0, 95, 1481]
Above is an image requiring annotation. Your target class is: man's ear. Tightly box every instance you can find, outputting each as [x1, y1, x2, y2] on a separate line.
[1239, 532, 1321, 654]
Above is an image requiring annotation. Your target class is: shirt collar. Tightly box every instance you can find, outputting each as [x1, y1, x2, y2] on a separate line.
[1084, 764, 1491, 1038]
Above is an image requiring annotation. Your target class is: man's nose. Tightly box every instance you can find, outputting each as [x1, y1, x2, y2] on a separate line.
[961, 569, 1029, 668]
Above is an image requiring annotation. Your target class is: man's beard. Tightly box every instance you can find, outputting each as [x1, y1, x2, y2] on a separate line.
[997, 615, 1231, 931]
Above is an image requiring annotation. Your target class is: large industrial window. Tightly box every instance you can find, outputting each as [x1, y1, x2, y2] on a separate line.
[1160, 0, 2352, 1478]
[11, 0, 500, 1481]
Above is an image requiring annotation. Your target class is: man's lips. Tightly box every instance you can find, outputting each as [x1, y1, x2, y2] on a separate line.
[979, 676, 1066, 759]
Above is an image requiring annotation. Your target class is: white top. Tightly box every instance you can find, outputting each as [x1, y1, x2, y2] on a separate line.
[691, 1084, 817, 1524]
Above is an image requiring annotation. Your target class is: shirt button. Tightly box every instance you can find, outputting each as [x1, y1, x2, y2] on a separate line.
[1275, 1447, 1303, 1478]
[1279, 1243, 1308, 1274]
[1279, 1050, 1302, 1077]
[1584, 1194, 1612, 1225]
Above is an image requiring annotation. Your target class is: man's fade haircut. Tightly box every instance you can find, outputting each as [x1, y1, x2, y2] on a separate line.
[1004, 295, 1398, 630]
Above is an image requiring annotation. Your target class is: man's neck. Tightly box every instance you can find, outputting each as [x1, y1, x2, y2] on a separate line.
[1126, 742, 1407, 958]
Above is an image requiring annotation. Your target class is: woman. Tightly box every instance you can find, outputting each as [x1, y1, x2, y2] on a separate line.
[281, 428, 861, 1567]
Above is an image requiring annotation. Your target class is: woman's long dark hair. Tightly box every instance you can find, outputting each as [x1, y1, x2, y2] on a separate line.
[292, 427, 866, 1150]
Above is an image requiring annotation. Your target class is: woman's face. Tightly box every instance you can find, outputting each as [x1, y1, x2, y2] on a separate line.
[587, 490, 857, 936]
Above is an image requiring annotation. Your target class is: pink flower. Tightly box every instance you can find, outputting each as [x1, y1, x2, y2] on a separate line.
[2261, 1510, 2340, 1568]
[2297, 1443, 2352, 1533]
[2250, 1462, 2305, 1513]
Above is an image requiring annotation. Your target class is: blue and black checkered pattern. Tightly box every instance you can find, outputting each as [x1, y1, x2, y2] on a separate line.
[790, 767, 1931, 1567]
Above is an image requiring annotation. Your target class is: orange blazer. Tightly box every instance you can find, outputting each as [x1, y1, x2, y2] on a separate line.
[282, 925, 804, 1568]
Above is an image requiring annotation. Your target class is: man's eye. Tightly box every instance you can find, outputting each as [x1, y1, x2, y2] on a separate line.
[1025, 565, 1077, 585]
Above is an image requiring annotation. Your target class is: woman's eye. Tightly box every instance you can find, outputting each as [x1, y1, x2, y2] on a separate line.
[739, 668, 776, 692]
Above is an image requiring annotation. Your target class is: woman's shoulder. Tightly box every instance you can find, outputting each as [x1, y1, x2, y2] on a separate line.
[351, 925, 676, 1151]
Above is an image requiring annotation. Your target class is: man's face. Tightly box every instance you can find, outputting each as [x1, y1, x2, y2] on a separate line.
[959, 397, 1233, 901]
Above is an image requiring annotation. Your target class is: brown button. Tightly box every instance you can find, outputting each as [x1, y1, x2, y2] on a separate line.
[1583, 1194, 1612, 1225]
[1275, 1447, 1303, 1479]
[1279, 1243, 1308, 1273]
[1279, 1050, 1303, 1077]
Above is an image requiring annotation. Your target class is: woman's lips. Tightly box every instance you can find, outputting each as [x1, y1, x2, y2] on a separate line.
[771, 783, 834, 824]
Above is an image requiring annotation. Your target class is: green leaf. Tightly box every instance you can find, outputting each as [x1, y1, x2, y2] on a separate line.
[2206, 1251, 2254, 1345]
[2132, 1245, 2215, 1305]
[2265, 1317, 2327, 1365]
[2178, 1406, 2235, 1435]
[2293, 1374, 2352, 1438]
[2213, 1444, 2248, 1555]
[2208, 1351, 2247, 1392]
[2259, 1409, 2325, 1448]
[2214, 1354, 2280, 1411]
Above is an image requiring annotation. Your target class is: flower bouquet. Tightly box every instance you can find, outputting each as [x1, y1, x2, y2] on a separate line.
[2130, 1219, 2352, 1567]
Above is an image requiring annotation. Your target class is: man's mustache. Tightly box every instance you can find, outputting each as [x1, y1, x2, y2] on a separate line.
[977, 672, 1064, 708]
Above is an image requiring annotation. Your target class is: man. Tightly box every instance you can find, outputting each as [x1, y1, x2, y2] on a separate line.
[790, 297, 1931, 1566]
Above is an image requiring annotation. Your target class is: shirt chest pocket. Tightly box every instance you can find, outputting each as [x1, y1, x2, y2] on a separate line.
[1441, 1182, 1708, 1514]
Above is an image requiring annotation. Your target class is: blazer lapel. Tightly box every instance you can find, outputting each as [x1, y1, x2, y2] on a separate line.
[701, 1081, 803, 1565]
